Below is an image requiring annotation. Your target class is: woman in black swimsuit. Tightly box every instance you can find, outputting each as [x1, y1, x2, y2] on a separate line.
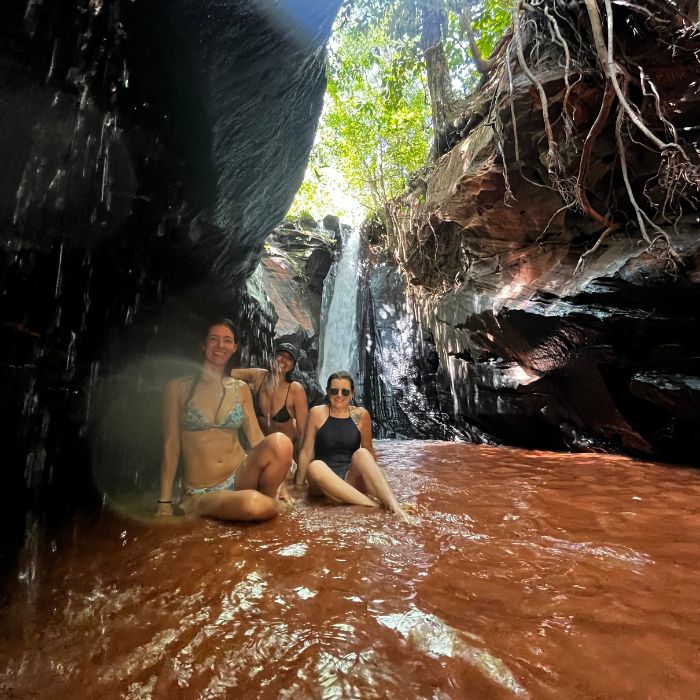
[296, 371, 407, 520]
[231, 343, 308, 456]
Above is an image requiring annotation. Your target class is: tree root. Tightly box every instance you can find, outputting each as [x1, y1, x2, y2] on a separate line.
[576, 81, 617, 228]
[392, 1, 697, 287]
[511, 0, 559, 175]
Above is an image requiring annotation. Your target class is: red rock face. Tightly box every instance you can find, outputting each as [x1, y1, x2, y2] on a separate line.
[258, 224, 335, 353]
[373, 3, 700, 463]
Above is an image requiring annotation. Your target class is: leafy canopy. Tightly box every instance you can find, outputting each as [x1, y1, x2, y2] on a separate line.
[290, 18, 431, 221]
[288, 0, 510, 222]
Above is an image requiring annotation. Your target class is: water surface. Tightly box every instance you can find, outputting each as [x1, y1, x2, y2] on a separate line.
[1, 441, 699, 698]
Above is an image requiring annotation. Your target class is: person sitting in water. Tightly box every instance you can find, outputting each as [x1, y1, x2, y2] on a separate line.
[295, 370, 408, 521]
[231, 343, 308, 457]
[157, 319, 293, 522]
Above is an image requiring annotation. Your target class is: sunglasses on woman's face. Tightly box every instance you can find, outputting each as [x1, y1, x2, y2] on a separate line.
[329, 388, 351, 397]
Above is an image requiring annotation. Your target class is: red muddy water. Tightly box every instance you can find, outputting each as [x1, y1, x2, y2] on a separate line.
[1, 441, 699, 699]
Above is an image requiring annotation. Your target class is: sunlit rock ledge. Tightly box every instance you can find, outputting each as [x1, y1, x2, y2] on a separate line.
[377, 16, 700, 463]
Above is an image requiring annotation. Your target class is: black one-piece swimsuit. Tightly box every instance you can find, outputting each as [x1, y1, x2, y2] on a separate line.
[314, 413, 361, 479]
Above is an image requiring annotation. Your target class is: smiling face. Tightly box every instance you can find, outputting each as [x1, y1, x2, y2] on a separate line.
[203, 324, 237, 368]
[274, 350, 295, 376]
[327, 377, 353, 410]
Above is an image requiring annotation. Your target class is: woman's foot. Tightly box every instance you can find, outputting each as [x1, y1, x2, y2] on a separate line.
[390, 502, 417, 524]
[277, 484, 294, 505]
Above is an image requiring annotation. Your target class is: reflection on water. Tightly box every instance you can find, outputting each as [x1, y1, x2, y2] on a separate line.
[1, 441, 699, 698]
[377, 606, 527, 696]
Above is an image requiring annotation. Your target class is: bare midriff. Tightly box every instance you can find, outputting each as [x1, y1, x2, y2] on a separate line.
[1, 441, 699, 698]
[180, 430, 246, 490]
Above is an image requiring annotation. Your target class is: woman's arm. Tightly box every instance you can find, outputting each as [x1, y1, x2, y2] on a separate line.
[295, 406, 320, 487]
[238, 380, 265, 449]
[290, 381, 308, 447]
[158, 379, 184, 515]
[357, 408, 376, 459]
[231, 367, 268, 388]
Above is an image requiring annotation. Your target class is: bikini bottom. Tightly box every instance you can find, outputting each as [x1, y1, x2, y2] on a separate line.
[186, 470, 237, 496]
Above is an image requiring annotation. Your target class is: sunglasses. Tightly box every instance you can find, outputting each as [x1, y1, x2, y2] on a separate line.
[329, 388, 351, 397]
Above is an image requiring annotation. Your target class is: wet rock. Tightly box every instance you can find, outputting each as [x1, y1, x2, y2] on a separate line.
[0, 0, 342, 566]
[256, 223, 335, 356]
[322, 214, 340, 234]
[372, 4, 700, 463]
[356, 256, 487, 441]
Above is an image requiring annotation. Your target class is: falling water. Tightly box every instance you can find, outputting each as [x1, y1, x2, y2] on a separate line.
[318, 227, 361, 383]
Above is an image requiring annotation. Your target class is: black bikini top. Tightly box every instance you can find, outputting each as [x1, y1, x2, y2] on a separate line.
[254, 381, 293, 423]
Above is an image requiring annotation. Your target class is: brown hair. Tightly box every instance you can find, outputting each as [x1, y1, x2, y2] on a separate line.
[325, 371, 355, 400]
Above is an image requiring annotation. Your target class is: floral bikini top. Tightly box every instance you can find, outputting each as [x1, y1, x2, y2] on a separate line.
[180, 380, 244, 432]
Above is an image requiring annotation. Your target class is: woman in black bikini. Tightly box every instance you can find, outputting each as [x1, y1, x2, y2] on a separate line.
[231, 343, 308, 457]
[296, 371, 407, 520]
[157, 319, 292, 521]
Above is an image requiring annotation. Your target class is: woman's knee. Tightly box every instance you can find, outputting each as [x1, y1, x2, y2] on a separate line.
[240, 491, 278, 521]
[351, 448, 375, 468]
[265, 432, 293, 461]
[307, 460, 328, 483]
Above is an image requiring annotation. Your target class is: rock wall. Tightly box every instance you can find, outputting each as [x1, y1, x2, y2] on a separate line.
[372, 2, 700, 463]
[0, 0, 342, 568]
[252, 222, 336, 368]
[356, 254, 470, 440]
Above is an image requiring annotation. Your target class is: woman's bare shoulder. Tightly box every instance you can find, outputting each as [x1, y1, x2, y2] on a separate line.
[308, 404, 327, 422]
[290, 380, 307, 395]
[350, 406, 370, 423]
[226, 377, 252, 397]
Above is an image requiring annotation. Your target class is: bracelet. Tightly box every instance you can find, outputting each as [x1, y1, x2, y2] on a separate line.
[157, 499, 172, 504]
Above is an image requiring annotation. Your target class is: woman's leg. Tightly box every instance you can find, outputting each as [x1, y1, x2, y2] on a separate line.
[345, 448, 407, 520]
[185, 489, 279, 522]
[235, 432, 293, 499]
[307, 460, 379, 508]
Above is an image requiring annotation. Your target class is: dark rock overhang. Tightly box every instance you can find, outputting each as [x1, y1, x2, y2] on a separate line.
[1, 0, 342, 285]
[0, 0, 343, 566]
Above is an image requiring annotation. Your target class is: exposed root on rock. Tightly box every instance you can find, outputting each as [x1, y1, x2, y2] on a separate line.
[385, 0, 699, 289]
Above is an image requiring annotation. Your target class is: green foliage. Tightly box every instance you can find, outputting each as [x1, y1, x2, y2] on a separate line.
[468, 1, 510, 58]
[287, 160, 336, 222]
[323, 21, 431, 214]
[288, 0, 510, 220]
[444, 1, 511, 91]
[290, 18, 431, 219]
[339, 0, 510, 95]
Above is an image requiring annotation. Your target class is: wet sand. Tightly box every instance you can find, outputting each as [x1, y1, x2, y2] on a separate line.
[1, 441, 699, 698]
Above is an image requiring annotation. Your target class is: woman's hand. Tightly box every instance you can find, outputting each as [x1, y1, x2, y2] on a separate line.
[277, 484, 294, 504]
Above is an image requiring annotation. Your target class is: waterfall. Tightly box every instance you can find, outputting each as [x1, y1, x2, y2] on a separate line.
[318, 227, 361, 385]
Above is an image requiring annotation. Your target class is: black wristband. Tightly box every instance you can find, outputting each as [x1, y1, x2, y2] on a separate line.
[157, 499, 172, 504]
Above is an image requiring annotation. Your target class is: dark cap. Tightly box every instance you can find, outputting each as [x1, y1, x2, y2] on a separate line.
[275, 342, 299, 366]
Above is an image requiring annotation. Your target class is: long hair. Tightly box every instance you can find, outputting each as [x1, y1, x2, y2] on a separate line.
[324, 371, 355, 404]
